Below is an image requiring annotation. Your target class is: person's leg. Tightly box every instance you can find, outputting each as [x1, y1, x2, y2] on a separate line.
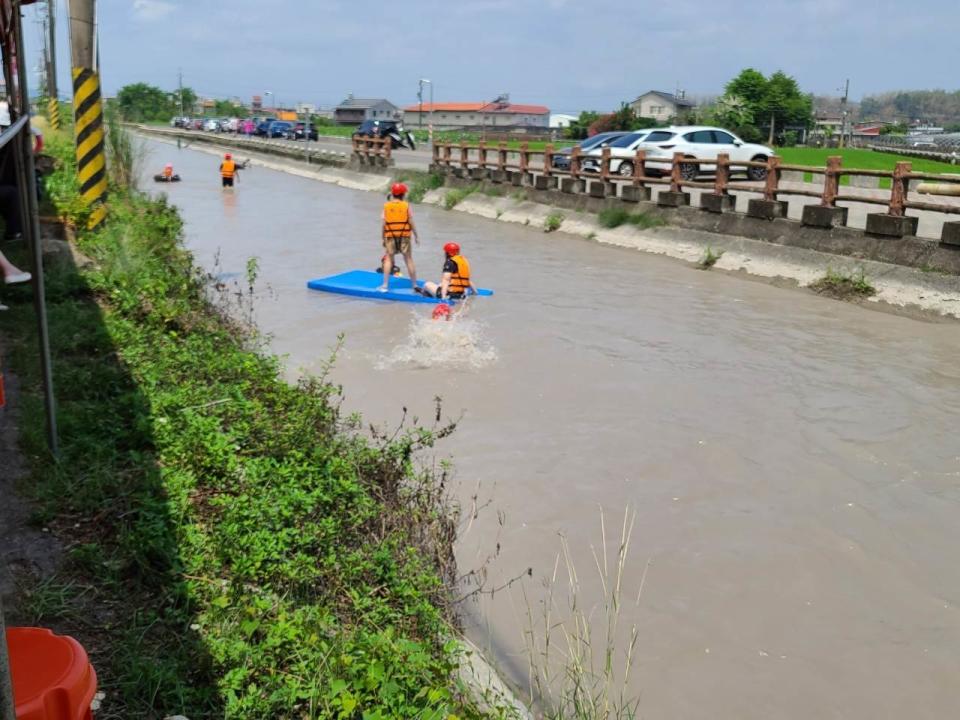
[401, 240, 417, 288]
[379, 240, 395, 290]
[421, 281, 439, 297]
[0, 249, 29, 283]
[0, 186, 22, 236]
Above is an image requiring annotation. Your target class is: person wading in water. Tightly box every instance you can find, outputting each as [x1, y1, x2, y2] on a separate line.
[379, 183, 418, 291]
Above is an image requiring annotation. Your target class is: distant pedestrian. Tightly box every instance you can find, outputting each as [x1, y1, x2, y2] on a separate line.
[378, 182, 418, 291]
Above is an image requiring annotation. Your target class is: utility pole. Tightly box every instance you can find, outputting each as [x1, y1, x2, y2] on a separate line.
[418, 79, 423, 136]
[67, 0, 108, 228]
[839, 78, 850, 148]
[47, 0, 58, 102]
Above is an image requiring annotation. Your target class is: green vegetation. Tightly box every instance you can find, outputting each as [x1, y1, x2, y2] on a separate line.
[809, 267, 877, 299]
[597, 207, 664, 230]
[543, 212, 564, 233]
[775, 147, 960, 188]
[860, 90, 960, 126]
[392, 169, 445, 204]
[116, 82, 198, 122]
[699, 246, 725, 269]
[444, 185, 478, 209]
[5, 134, 493, 719]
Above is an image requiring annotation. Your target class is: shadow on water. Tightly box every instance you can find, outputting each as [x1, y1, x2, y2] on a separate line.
[2, 236, 223, 719]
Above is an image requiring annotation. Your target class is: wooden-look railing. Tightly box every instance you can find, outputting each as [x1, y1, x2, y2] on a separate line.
[430, 141, 960, 218]
[351, 136, 392, 162]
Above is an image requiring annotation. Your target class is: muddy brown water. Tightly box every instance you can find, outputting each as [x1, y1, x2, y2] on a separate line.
[143, 140, 960, 719]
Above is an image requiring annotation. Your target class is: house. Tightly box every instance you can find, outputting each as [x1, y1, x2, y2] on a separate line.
[852, 122, 887, 137]
[334, 96, 399, 125]
[402, 102, 550, 132]
[550, 113, 578, 129]
[630, 91, 693, 121]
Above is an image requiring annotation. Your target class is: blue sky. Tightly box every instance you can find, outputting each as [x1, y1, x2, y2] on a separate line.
[22, 0, 959, 114]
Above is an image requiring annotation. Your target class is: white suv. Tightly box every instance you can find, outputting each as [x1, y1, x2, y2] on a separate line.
[639, 126, 774, 180]
[581, 130, 652, 176]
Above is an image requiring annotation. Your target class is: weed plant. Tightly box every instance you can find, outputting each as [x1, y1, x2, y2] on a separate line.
[597, 207, 664, 230]
[445, 185, 478, 210]
[544, 212, 564, 233]
[810, 266, 877, 299]
[393, 170, 444, 204]
[699, 246, 724, 269]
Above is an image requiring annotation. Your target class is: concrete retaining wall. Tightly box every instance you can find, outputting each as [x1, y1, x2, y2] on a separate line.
[438, 167, 960, 275]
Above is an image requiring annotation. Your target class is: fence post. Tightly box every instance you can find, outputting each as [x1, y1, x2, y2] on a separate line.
[570, 146, 581, 181]
[460, 142, 469, 170]
[443, 143, 452, 168]
[889, 161, 911, 216]
[670, 152, 684, 193]
[498, 141, 507, 171]
[520, 142, 529, 173]
[714, 153, 730, 195]
[821, 155, 841, 207]
[478, 140, 488, 170]
[432, 142, 440, 166]
[543, 144, 554, 177]
[384, 137, 392, 163]
[632, 149, 646, 187]
[600, 147, 611, 181]
[762, 156, 781, 201]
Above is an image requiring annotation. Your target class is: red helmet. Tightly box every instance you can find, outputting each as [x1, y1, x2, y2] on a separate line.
[391, 182, 408, 197]
[224, 153, 232, 160]
[443, 242, 460, 256]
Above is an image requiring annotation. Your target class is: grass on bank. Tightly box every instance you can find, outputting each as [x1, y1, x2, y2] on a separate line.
[5, 127, 501, 719]
[809, 267, 877, 299]
[543, 212, 564, 233]
[444, 185, 478, 210]
[596, 207, 663, 230]
[698, 246, 724, 269]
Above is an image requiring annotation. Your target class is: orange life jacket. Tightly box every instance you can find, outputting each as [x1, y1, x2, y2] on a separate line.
[383, 200, 412, 239]
[221, 159, 236, 178]
[447, 255, 471, 295]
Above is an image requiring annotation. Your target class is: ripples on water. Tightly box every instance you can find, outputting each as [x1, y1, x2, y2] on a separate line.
[377, 308, 498, 370]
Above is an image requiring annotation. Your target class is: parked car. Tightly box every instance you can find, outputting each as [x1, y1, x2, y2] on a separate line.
[285, 122, 319, 141]
[353, 119, 415, 149]
[639, 126, 774, 180]
[266, 121, 294, 138]
[191, 118, 204, 130]
[202, 118, 220, 132]
[552, 131, 630, 170]
[254, 120, 273, 137]
[219, 117, 239, 133]
[581, 130, 653, 176]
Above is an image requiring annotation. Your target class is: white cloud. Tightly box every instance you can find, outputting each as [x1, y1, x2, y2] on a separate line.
[132, 0, 174, 22]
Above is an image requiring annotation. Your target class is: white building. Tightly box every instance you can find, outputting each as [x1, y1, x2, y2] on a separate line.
[403, 102, 550, 132]
[550, 113, 578, 129]
[629, 91, 694, 122]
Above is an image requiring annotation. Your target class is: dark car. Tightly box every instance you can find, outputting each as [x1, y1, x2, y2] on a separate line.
[353, 119, 415, 149]
[552, 131, 630, 169]
[266, 121, 294, 138]
[254, 120, 272, 137]
[285, 122, 319, 141]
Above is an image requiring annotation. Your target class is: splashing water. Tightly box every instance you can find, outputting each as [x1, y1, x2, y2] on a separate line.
[377, 309, 499, 370]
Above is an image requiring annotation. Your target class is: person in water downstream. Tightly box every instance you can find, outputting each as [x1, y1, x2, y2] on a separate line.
[379, 183, 418, 291]
[219, 153, 237, 188]
[420, 242, 477, 300]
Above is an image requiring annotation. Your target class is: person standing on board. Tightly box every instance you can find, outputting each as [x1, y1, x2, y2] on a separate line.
[220, 153, 237, 188]
[379, 183, 418, 292]
[421, 242, 477, 300]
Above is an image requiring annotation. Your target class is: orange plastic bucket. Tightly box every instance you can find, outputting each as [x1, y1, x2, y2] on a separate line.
[7, 627, 97, 720]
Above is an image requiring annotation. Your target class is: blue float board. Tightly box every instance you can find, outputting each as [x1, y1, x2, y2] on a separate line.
[306, 270, 493, 305]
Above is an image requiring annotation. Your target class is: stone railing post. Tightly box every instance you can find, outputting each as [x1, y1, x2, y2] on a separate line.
[600, 147, 611, 181]
[889, 161, 911, 216]
[670, 152, 684, 193]
[498, 142, 507, 171]
[520, 142, 529, 173]
[821, 156, 841, 207]
[383, 137, 392, 163]
[478, 141, 488, 169]
[714, 153, 730, 195]
[570, 146, 581, 180]
[442, 143, 452, 167]
[632, 149, 646, 187]
[543, 144, 554, 177]
[432, 142, 440, 165]
[762, 156, 781, 201]
[460, 142, 469, 170]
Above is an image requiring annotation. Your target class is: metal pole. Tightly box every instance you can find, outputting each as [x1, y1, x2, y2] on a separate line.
[0, 600, 16, 720]
[418, 79, 423, 137]
[839, 78, 849, 149]
[177, 68, 183, 149]
[16, 1, 58, 454]
[302, 102, 309, 164]
[48, 0, 59, 102]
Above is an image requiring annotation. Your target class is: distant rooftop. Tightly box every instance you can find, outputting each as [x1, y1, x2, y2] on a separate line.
[403, 102, 549, 114]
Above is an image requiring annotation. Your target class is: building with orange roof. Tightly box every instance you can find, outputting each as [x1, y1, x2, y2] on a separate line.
[403, 101, 550, 132]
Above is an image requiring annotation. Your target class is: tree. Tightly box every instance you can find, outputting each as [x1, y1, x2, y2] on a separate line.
[565, 110, 600, 139]
[117, 82, 173, 122]
[716, 68, 812, 145]
[170, 86, 197, 116]
[214, 99, 245, 117]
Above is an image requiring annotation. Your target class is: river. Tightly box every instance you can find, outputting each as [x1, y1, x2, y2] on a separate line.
[142, 139, 960, 719]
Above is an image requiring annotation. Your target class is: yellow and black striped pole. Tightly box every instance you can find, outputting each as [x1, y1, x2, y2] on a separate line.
[72, 67, 107, 229]
[47, 98, 61, 130]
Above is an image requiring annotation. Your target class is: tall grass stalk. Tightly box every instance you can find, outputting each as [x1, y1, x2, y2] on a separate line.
[522, 508, 647, 720]
[105, 106, 145, 191]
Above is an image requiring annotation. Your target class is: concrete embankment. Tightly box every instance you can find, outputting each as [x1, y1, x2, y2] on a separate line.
[140, 132, 960, 320]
